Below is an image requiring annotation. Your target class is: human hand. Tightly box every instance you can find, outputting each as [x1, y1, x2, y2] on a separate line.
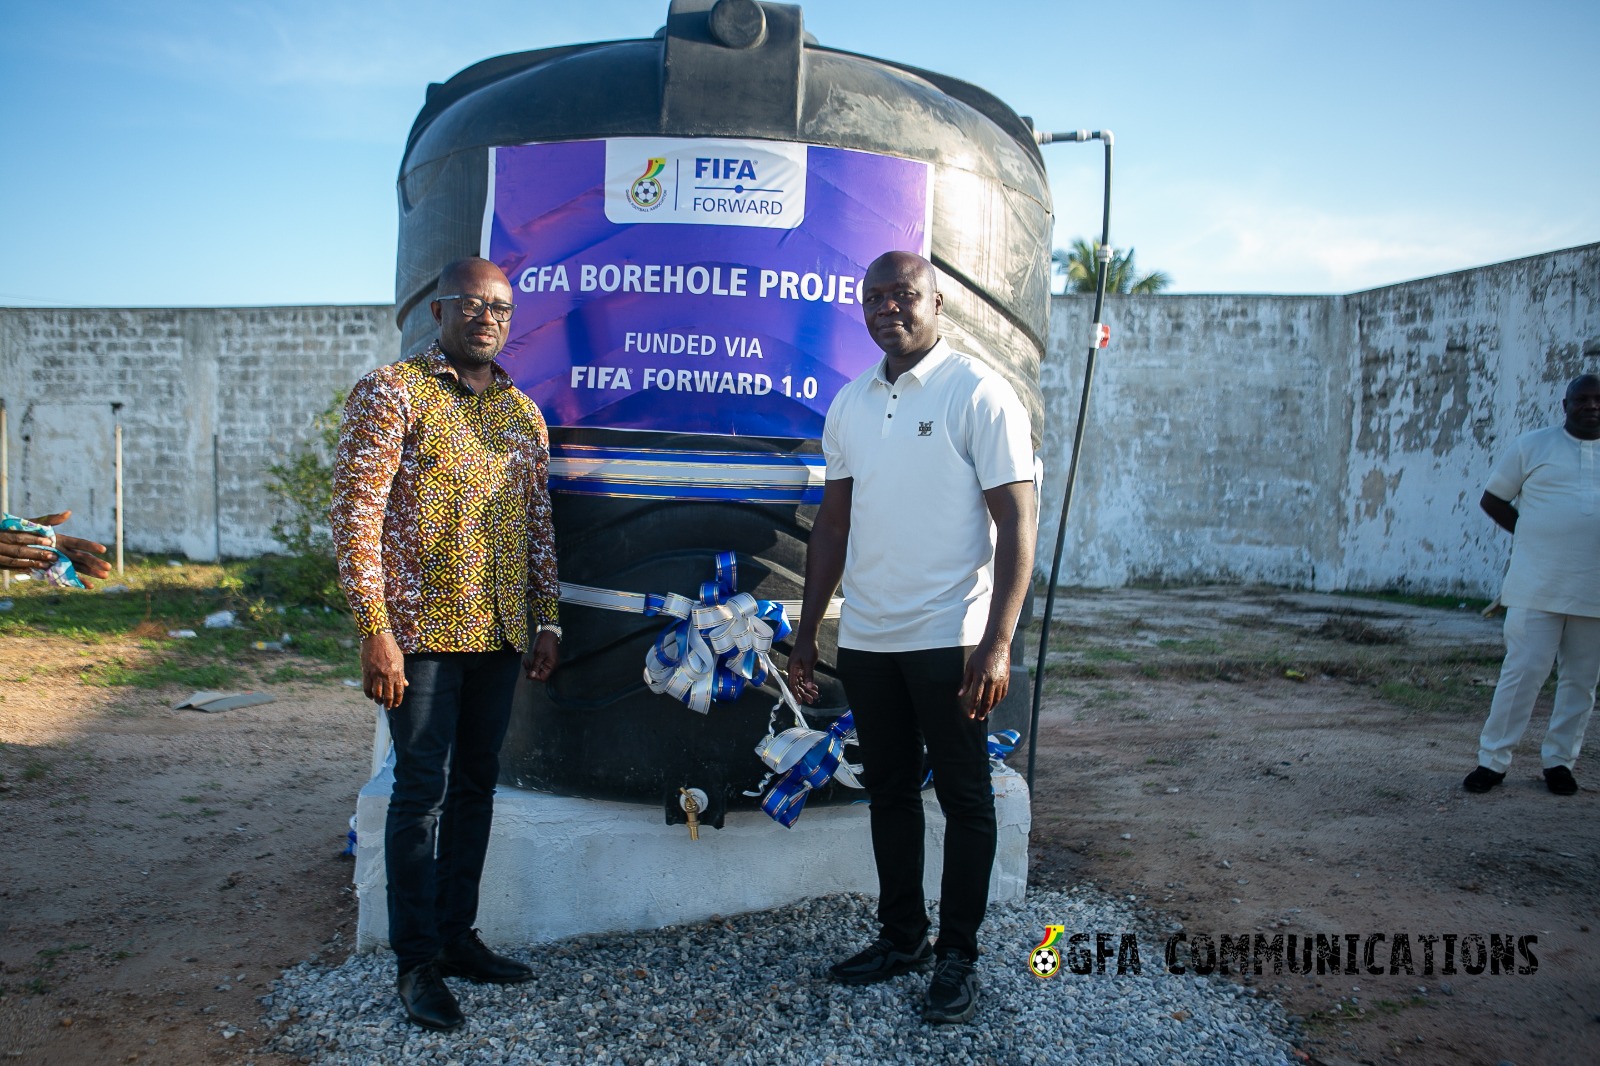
[957, 638, 1010, 721]
[0, 511, 111, 585]
[786, 631, 821, 705]
[360, 630, 408, 709]
[0, 527, 56, 572]
[523, 630, 559, 681]
[31, 512, 112, 582]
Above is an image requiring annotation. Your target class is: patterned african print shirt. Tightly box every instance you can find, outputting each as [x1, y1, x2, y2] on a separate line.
[330, 342, 560, 654]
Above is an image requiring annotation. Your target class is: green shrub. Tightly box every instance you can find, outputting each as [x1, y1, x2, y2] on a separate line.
[257, 392, 346, 609]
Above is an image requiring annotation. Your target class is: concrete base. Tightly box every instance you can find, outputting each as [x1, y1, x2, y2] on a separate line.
[355, 768, 1030, 952]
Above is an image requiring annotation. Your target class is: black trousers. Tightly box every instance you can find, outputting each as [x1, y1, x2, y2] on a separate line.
[837, 645, 997, 960]
[384, 648, 519, 972]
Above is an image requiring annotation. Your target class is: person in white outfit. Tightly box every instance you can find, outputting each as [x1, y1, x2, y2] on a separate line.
[1465, 373, 1600, 796]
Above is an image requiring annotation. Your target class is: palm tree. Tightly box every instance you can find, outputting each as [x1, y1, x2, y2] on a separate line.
[1052, 239, 1171, 295]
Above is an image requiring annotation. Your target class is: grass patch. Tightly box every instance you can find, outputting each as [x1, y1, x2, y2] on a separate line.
[82, 657, 242, 690]
[1376, 659, 1509, 715]
[1156, 637, 1223, 653]
[1084, 647, 1139, 663]
[1315, 617, 1407, 645]
[1, 555, 356, 688]
[1341, 588, 1492, 613]
[265, 664, 316, 684]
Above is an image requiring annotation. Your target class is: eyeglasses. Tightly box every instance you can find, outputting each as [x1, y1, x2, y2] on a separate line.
[436, 295, 516, 323]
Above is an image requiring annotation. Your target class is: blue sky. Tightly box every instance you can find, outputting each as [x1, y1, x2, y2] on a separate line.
[1, 0, 1594, 306]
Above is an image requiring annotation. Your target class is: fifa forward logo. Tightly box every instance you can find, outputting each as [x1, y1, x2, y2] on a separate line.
[628, 158, 666, 211]
[1029, 925, 1064, 979]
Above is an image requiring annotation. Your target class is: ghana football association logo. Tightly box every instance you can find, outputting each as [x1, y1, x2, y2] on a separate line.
[628, 157, 667, 211]
[1029, 925, 1065, 979]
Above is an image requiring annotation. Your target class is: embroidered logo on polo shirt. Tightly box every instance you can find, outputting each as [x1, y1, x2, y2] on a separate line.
[918, 421, 934, 436]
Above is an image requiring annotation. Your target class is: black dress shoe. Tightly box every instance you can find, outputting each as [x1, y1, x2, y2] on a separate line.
[1463, 766, 1506, 793]
[827, 936, 934, 985]
[923, 952, 980, 1025]
[396, 961, 464, 1031]
[435, 929, 534, 984]
[1544, 765, 1579, 795]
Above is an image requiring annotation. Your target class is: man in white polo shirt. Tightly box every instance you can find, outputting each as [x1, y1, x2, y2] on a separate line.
[788, 250, 1035, 1025]
[1464, 373, 1600, 796]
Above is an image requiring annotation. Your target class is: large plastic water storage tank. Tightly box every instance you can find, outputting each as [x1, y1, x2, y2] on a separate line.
[395, 0, 1051, 827]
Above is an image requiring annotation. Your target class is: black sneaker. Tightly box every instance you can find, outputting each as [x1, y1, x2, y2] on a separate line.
[435, 929, 534, 984]
[1463, 766, 1506, 793]
[396, 961, 465, 1031]
[923, 952, 979, 1024]
[1544, 765, 1579, 795]
[827, 936, 934, 985]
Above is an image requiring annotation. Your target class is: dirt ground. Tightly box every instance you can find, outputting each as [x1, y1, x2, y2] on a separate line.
[1025, 588, 1597, 1066]
[2, 586, 1595, 1066]
[0, 636, 370, 1066]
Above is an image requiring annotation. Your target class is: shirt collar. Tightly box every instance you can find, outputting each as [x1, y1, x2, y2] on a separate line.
[421, 340, 514, 394]
[872, 337, 952, 388]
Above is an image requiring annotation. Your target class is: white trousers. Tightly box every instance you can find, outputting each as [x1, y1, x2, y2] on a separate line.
[1478, 607, 1600, 773]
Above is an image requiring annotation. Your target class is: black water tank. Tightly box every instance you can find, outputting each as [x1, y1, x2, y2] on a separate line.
[395, 0, 1052, 825]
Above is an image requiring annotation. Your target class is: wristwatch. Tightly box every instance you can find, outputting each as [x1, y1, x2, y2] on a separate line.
[535, 622, 563, 642]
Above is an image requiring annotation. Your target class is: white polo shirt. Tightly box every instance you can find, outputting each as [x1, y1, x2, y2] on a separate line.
[1486, 425, 1600, 618]
[822, 339, 1034, 652]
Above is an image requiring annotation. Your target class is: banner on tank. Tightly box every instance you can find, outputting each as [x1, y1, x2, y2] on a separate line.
[483, 137, 932, 439]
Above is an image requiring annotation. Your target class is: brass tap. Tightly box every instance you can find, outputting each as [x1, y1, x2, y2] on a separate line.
[679, 787, 701, 841]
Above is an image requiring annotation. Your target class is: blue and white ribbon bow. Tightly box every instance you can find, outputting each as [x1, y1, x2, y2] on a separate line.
[919, 728, 1025, 790]
[639, 552, 796, 714]
[987, 729, 1021, 766]
[749, 710, 864, 827]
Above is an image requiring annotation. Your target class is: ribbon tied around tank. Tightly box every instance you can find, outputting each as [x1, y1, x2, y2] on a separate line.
[986, 729, 1022, 766]
[640, 551, 796, 715]
[746, 709, 864, 828]
[916, 727, 1025, 791]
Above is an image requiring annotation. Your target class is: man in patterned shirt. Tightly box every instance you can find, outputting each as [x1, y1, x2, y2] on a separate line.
[331, 257, 561, 1031]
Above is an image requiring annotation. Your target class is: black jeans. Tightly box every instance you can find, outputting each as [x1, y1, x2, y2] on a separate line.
[837, 645, 997, 960]
[385, 648, 520, 973]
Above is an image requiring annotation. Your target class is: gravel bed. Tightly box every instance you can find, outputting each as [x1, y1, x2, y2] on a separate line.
[264, 888, 1299, 1065]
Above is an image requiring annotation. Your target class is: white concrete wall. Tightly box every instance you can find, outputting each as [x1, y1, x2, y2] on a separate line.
[1040, 242, 1600, 596]
[1339, 246, 1600, 596]
[0, 306, 396, 558]
[3, 242, 1595, 590]
[1041, 293, 1351, 589]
